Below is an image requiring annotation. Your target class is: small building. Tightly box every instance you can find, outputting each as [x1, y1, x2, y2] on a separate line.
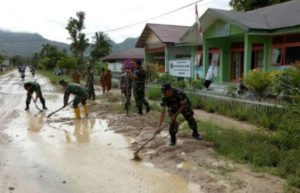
[102, 48, 144, 77]
[136, 23, 193, 78]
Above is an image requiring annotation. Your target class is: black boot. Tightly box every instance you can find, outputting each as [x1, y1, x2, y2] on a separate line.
[192, 131, 202, 140]
[169, 134, 176, 146]
[43, 105, 48, 110]
[25, 105, 29, 111]
[146, 105, 151, 113]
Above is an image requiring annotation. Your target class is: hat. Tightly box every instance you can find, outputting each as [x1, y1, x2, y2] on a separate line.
[161, 83, 171, 91]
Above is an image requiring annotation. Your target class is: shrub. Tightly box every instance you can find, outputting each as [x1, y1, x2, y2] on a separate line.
[174, 79, 186, 90]
[157, 73, 176, 84]
[272, 66, 300, 100]
[147, 87, 162, 100]
[243, 68, 272, 101]
[191, 79, 204, 90]
[224, 84, 238, 98]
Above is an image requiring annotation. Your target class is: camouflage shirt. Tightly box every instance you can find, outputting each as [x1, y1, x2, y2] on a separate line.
[64, 83, 88, 104]
[24, 81, 41, 94]
[133, 67, 146, 88]
[160, 89, 191, 113]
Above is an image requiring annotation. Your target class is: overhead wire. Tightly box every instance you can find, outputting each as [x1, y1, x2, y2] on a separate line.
[103, 0, 205, 33]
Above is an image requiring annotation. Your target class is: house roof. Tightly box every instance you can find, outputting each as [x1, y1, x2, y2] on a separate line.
[101, 48, 144, 61]
[201, 0, 300, 32]
[179, 23, 203, 45]
[136, 23, 190, 48]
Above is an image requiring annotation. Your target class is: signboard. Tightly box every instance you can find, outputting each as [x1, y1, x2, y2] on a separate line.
[169, 59, 191, 78]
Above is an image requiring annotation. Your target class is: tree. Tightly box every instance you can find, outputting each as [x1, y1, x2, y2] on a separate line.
[90, 31, 112, 63]
[10, 55, 23, 66]
[229, 0, 291, 11]
[37, 43, 69, 69]
[66, 11, 89, 69]
[0, 54, 5, 64]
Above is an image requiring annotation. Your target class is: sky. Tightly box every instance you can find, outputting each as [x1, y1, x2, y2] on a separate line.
[0, 0, 231, 44]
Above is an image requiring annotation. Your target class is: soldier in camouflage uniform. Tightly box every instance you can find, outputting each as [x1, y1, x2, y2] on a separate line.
[127, 60, 150, 115]
[120, 70, 133, 112]
[24, 81, 48, 111]
[156, 83, 202, 146]
[86, 67, 95, 100]
[59, 79, 88, 119]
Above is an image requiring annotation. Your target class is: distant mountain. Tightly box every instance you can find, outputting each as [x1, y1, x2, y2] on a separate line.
[110, 38, 138, 53]
[0, 30, 138, 57]
[0, 30, 69, 57]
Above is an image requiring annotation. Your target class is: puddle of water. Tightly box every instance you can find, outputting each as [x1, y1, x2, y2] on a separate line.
[177, 161, 194, 170]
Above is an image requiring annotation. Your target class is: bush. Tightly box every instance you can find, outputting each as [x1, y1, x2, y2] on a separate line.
[243, 69, 272, 101]
[191, 79, 204, 90]
[174, 79, 186, 90]
[272, 66, 300, 100]
[147, 87, 162, 100]
[157, 73, 176, 84]
[224, 84, 238, 98]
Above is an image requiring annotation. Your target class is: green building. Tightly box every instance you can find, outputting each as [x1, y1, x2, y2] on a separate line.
[198, 0, 300, 83]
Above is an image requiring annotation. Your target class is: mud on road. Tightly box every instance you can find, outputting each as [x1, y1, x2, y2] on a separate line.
[0, 70, 284, 193]
[91, 92, 284, 193]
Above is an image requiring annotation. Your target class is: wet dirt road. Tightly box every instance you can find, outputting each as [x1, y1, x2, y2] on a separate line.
[0, 70, 202, 193]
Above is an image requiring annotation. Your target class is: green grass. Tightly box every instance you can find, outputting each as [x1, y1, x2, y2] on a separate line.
[198, 120, 300, 191]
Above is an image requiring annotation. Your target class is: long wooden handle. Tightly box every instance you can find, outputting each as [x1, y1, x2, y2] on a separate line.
[47, 100, 74, 118]
[135, 124, 167, 154]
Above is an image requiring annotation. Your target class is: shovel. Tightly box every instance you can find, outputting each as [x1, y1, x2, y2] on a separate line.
[132, 124, 167, 161]
[34, 100, 43, 112]
[47, 100, 74, 118]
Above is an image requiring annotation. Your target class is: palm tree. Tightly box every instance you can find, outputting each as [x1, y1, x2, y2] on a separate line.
[90, 31, 112, 62]
[66, 11, 89, 69]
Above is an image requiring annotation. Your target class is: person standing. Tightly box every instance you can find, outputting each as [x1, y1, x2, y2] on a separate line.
[23, 81, 47, 111]
[100, 68, 107, 94]
[127, 60, 150, 115]
[204, 64, 216, 90]
[156, 83, 202, 146]
[106, 69, 112, 92]
[72, 68, 81, 84]
[86, 67, 95, 100]
[59, 79, 88, 119]
[120, 68, 133, 112]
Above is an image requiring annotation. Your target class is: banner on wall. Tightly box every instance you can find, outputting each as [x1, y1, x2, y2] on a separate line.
[169, 59, 191, 78]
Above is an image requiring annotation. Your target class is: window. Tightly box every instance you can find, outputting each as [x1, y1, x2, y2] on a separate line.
[271, 48, 282, 65]
[272, 34, 300, 65]
[285, 46, 300, 64]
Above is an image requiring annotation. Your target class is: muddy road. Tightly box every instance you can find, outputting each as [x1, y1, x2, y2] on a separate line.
[0, 70, 285, 193]
[0, 70, 201, 193]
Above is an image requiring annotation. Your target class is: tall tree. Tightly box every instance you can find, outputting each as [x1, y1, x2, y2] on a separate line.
[38, 44, 68, 69]
[230, 0, 291, 11]
[90, 31, 112, 63]
[66, 11, 89, 69]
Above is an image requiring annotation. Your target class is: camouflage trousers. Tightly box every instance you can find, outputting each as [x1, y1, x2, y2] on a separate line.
[133, 87, 149, 114]
[26, 91, 46, 107]
[87, 87, 95, 100]
[73, 94, 87, 108]
[169, 109, 199, 137]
